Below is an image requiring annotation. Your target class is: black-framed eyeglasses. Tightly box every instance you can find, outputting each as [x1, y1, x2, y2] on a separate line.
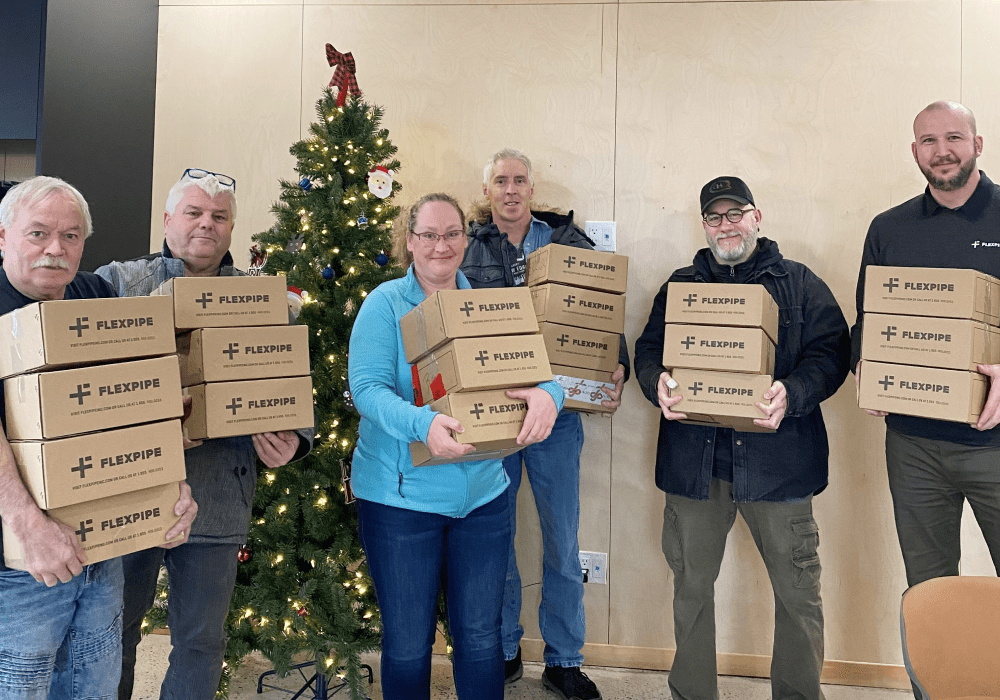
[703, 207, 753, 227]
[181, 168, 236, 191]
[412, 231, 464, 244]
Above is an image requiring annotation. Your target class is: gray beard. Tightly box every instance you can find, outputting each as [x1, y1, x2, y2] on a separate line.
[922, 158, 976, 192]
[707, 230, 757, 263]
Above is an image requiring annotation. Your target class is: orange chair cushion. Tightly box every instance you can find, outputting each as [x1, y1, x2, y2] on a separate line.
[902, 577, 1000, 699]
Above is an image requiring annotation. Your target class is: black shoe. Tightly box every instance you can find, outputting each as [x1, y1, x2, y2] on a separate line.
[542, 666, 603, 700]
[504, 647, 523, 684]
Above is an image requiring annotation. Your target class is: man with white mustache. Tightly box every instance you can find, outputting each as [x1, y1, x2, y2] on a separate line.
[0, 176, 197, 700]
[32, 255, 69, 269]
[851, 101, 1000, 595]
[634, 175, 851, 700]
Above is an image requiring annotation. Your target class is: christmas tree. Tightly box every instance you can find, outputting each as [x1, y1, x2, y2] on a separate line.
[220, 56, 402, 696]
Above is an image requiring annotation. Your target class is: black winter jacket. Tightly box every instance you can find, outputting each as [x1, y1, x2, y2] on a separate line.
[633, 238, 851, 501]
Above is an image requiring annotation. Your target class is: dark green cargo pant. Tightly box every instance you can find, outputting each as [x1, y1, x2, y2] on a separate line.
[661, 478, 825, 700]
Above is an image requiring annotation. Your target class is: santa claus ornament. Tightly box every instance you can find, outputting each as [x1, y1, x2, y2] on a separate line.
[367, 166, 393, 199]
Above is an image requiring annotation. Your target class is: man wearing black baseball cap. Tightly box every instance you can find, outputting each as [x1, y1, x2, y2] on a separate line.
[634, 176, 851, 700]
[700, 175, 755, 211]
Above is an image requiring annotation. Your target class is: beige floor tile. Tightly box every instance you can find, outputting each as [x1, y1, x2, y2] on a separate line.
[134, 634, 912, 700]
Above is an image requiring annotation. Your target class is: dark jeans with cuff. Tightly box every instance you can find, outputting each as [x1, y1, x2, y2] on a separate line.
[357, 494, 510, 700]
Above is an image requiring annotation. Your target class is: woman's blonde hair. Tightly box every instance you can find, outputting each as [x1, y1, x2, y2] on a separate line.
[391, 192, 466, 267]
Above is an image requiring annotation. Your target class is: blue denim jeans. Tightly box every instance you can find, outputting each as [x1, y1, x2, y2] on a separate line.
[0, 559, 123, 700]
[501, 410, 585, 667]
[357, 494, 510, 700]
[118, 542, 240, 700]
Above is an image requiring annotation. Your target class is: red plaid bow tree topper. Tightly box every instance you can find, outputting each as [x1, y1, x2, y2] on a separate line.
[326, 44, 362, 107]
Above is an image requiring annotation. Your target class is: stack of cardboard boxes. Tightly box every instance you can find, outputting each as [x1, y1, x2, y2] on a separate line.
[661, 282, 780, 433]
[527, 243, 629, 414]
[0, 296, 187, 568]
[152, 276, 315, 440]
[401, 287, 552, 466]
[857, 266, 1000, 423]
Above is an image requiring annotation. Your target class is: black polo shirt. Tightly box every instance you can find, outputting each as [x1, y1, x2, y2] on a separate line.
[852, 172, 1000, 446]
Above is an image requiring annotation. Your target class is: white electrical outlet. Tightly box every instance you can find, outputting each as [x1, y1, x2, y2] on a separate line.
[578, 551, 608, 585]
[585, 221, 617, 252]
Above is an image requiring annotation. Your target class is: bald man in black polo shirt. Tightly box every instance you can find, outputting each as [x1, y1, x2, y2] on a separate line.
[852, 100, 1000, 588]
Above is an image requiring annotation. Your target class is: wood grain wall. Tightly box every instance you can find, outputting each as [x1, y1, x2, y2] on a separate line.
[151, 0, 1000, 687]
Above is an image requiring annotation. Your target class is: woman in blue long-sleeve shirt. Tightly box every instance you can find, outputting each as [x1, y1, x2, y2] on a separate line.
[348, 193, 563, 700]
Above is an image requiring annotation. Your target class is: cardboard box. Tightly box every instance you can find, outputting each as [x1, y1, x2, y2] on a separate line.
[857, 360, 988, 424]
[412, 335, 552, 406]
[526, 243, 629, 294]
[178, 325, 311, 386]
[530, 283, 626, 334]
[664, 283, 779, 344]
[3, 355, 184, 440]
[663, 324, 775, 374]
[551, 364, 617, 414]
[409, 389, 528, 466]
[0, 296, 176, 379]
[11, 420, 186, 509]
[409, 443, 522, 468]
[539, 322, 620, 373]
[400, 287, 539, 364]
[861, 313, 1000, 371]
[2, 481, 183, 569]
[863, 266, 1000, 324]
[183, 376, 314, 440]
[668, 368, 776, 433]
[152, 276, 289, 330]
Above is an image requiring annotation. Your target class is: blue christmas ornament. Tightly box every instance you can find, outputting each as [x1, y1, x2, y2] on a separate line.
[357, 215, 368, 226]
[298, 177, 312, 191]
[376, 252, 388, 267]
[322, 265, 334, 280]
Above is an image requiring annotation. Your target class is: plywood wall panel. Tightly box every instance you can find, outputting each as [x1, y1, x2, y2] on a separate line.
[307, 0, 596, 4]
[300, 4, 616, 220]
[160, 0, 300, 6]
[963, 0, 1000, 171]
[612, 0, 960, 666]
[955, 0, 1000, 578]
[152, 6, 303, 262]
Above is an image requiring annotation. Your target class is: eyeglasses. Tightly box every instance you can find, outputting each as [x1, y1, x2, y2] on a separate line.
[411, 231, 464, 244]
[181, 168, 236, 191]
[703, 207, 753, 227]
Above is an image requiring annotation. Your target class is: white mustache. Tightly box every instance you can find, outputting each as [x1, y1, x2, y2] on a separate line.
[31, 256, 70, 270]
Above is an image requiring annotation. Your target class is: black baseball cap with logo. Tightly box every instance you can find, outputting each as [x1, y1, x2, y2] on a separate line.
[700, 176, 755, 213]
